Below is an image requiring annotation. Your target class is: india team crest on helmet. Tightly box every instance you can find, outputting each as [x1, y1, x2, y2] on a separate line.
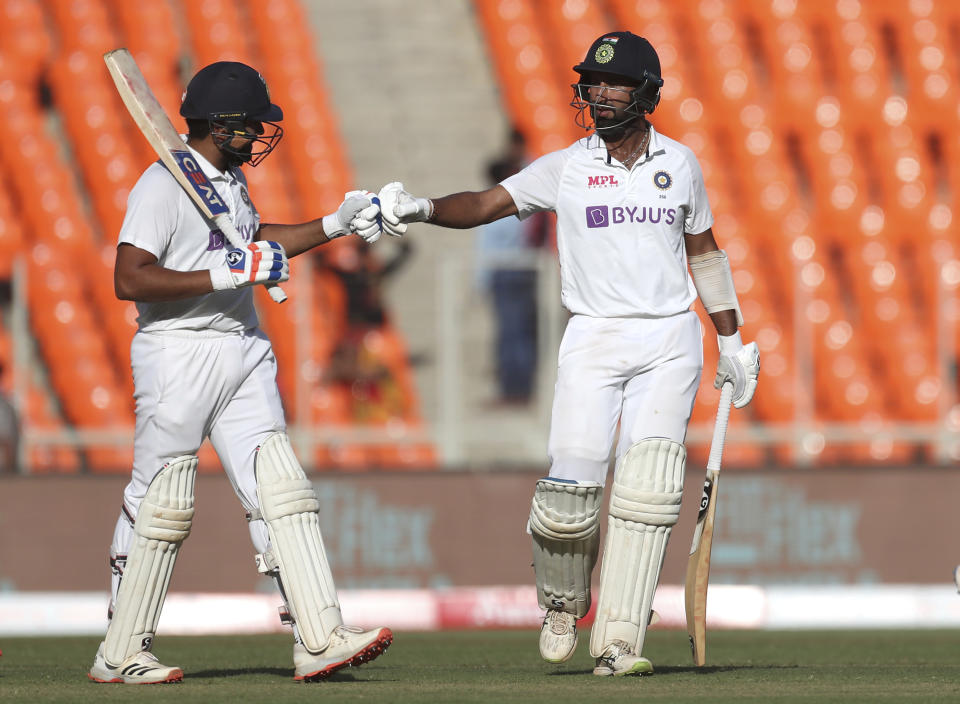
[595, 42, 616, 64]
[654, 170, 673, 190]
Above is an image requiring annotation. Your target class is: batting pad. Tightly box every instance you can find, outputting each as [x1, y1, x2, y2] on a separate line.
[529, 478, 603, 619]
[589, 439, 685, 658]
[103, 455, 197, 666]
[255, 432, 342, 653]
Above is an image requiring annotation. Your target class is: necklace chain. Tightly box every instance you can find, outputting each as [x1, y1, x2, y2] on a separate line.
[621, 129, 650, 167]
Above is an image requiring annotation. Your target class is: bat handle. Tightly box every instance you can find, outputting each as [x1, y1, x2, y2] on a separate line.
[266, 284, 287, 303]
[707, 382, 734, 472]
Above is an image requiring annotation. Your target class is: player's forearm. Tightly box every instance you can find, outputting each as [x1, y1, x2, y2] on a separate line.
[708, 309, 738, 337]
[258, 221, 329, 258]
[430, 188, 518, 229]
[115, 264, 217, 302]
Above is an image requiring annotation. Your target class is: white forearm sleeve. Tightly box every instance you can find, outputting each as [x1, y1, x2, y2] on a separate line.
[688, 249, 744, 326]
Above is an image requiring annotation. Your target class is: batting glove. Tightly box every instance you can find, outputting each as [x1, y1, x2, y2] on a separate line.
[324, 190, 382, 242]
[210, 240, 290, 291]
[378, 181, 433, 237]
[714, 332, 760, 408]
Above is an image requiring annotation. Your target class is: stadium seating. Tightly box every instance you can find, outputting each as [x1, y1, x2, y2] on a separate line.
[471, 0, 954, 465]
[0, 0, 433, 473]
[0, 0, 955, 470]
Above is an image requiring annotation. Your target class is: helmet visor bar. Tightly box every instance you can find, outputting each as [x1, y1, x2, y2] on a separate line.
[570, 71, 663, 131]
[209, 117, 284, 167]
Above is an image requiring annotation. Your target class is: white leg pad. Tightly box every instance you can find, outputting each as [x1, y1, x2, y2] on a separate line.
[529, 478, 603, 618]
[256, 432, 342, 653]
[589, 439, 685, 658]
[103, 455, 197, 666]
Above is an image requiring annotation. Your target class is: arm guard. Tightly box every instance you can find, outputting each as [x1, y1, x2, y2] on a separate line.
[688, 249, 744, 326]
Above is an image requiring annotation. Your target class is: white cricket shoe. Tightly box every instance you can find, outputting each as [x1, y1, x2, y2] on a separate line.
[539, 609, 578, 663]
[87, 642, 183, 684]
[294, 625, 393, 681]
[592, 640, 654, 677]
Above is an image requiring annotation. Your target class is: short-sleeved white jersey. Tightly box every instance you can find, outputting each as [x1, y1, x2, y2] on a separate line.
[501, 126, 713, 319]
[118, 144, 260, 333]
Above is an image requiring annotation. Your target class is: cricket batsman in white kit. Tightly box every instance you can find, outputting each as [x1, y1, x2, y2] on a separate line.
[373, 32, 760, 676]
[88, 61, 392, 684]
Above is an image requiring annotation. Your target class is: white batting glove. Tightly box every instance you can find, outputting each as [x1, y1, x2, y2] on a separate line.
[210, 240, 290, 291]
[378, 181, 433, 237]
[352, 192, 384, 244]
[323, 190, 382, 242]
[714, 332, 760, 408]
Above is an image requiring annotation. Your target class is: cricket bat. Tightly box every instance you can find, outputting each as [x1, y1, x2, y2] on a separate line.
[684, 381, 734, 666]
[103, 48, 286, 303]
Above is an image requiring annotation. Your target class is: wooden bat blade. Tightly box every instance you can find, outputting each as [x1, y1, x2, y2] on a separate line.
[685, 469, 719, 667]
[103, 48, 286, 303]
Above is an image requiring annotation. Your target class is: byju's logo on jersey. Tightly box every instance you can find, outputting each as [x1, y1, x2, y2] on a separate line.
[586, 205, 609, 228]
[587, 174, 619, 188]
[585, 204, 677, 227]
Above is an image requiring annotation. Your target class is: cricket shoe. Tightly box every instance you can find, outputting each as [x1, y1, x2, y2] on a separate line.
[294, 625, 393, 681]
[539, 609, 578, 663]
[88, 642, 183, 684]
[592, 640, 654, 677]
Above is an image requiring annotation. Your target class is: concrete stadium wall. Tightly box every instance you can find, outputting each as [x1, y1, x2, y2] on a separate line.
[1, 466, 957, 594]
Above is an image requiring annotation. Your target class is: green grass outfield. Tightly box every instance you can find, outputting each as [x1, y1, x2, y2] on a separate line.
[2, 629, 959, 703]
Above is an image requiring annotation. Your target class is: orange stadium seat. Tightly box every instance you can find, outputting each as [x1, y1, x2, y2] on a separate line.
[747, 1, 826, 135]
[607, 0, 710, 141]
[0, 0, 51, 81]
[535, 0, 611, 83]
[87, 245, 137, 394]
[43, 0, 120, 54]
[473, 0, 581, 155]
[861, 1, 958, 125]
[0, 176, 23, 279]
[106, 0, 182, 68]
[246, 46, 353, 216]
[181, 0, 259, 68]
[796, 1, 893, 128]
[47, 50, 143, 239]
[24, 386, 82, 474]
[677, 0, 765, 119]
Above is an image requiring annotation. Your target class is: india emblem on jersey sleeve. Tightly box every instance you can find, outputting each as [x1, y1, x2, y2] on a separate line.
[653, 170, 673, 190]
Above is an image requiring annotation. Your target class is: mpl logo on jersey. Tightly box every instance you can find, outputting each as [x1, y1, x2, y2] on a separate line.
[585, 204, 678, 228]
[171, 150, 229, 216]
[587, 174, 619, 188]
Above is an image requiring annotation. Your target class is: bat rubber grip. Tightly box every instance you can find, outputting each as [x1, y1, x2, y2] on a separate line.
[267, 285, 287, 303]
[706, 383, 734, 472]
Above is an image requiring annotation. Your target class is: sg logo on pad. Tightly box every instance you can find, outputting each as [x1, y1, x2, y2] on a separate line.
[586, 205, 609, 228]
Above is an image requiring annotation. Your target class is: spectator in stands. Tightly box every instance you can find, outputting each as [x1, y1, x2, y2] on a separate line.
[89, 61, 391, 685]
[475, 152, 550, 405]
[324, 238, 414, 423]
[373, 31, 759, 676]
[329, 236, 413, 329]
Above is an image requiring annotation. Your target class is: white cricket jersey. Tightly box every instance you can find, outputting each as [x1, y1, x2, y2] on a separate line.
[501, 126, 713, 319]
[118, 144, 260, 333]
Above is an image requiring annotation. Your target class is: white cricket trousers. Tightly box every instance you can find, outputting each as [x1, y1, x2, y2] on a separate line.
[109, 328, 286, 598]
[547, 311, 703, 486]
